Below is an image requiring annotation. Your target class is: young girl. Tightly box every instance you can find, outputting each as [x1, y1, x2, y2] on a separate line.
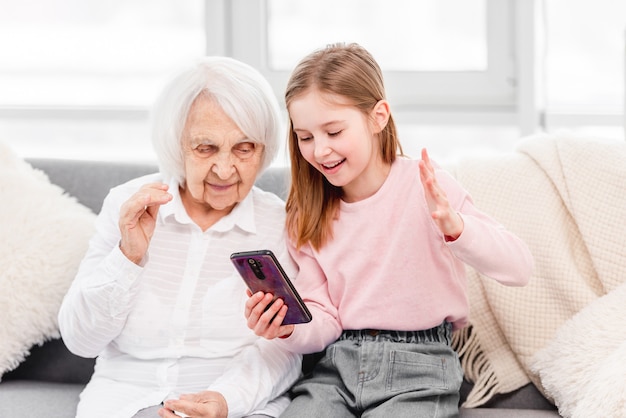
[245, 43, 533, 417]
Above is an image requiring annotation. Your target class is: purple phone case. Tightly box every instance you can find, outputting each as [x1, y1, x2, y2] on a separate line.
[231, 250, 312, 325]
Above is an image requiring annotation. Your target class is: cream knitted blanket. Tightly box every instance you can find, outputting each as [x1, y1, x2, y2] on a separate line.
[448, 133, 626, 407]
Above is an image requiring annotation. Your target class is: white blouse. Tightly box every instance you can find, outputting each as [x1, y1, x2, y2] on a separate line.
[58, 173, 301, 418]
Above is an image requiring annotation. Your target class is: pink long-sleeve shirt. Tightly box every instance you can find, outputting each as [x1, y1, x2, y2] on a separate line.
[281, 157, 533, 354]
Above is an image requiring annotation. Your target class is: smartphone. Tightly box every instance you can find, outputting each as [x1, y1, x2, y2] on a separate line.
[230, 250, 312, 325]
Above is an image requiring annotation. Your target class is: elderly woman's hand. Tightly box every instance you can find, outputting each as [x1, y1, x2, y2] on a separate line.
[160, 391, 228, 418]
[119, 182, 172, 264]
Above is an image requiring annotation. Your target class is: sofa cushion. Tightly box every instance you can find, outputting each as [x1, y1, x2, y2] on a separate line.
[0, 380, 83, 418]
[531, 279, 626, 417]
[459, 408, 560, 417]
[0, 141, 96, 378]
[26, 158, 159, 213]
[2, 338, 94, 384]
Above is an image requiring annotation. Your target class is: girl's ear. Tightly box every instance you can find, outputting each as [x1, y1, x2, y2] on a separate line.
[370, 100, 390, 134]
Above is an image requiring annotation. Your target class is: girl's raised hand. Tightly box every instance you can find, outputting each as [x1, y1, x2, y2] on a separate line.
[418, 148, 464, 241]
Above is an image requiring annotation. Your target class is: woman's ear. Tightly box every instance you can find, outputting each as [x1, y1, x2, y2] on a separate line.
[370, 100, 390, 134]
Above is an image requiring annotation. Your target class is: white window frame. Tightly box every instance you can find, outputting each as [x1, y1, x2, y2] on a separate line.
[2, 0, 621, 161]
[206, 0, 516, 114]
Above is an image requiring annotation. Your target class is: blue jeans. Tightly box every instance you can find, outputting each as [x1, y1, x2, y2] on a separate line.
[281, 323, 462, 418]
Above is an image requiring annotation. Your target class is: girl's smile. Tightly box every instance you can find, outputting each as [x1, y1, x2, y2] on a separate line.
[289, 89, 390, 202]
[320, 158, 346, 173]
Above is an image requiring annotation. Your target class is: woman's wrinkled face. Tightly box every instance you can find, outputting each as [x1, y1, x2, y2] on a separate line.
[180, 94, 264, 215]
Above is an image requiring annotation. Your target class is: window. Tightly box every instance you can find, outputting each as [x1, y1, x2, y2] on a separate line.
[544, 0, 625, 114]
[543, 0, 625, 130]
[0, 0, 204, 161]
[0, 0, 204, 107]
[266, 1, 488, 72]
[226, 0, 515, 110]
[1, 0, 623, 165]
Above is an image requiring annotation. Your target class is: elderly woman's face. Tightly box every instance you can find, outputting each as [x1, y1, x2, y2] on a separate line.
[180, 95, 264, 216]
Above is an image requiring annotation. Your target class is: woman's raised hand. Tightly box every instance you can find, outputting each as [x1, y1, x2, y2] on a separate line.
[119, 182, 172, 264]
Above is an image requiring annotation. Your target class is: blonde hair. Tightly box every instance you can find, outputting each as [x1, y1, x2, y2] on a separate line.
[285, 43, 403, 250]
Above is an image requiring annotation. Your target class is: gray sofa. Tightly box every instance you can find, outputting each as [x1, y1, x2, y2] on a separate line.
[0, 158, 560, 417]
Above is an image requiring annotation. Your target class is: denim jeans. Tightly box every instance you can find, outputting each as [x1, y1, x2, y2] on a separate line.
[281, 323, 462, 418]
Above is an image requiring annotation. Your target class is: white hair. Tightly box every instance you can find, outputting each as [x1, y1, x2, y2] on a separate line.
[150, 56, 281, 186]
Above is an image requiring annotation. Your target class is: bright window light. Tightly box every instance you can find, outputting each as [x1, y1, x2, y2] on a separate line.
[0, 0, 205, 107]
[267, 0, 487, 72]
[545, 0, 626, 114]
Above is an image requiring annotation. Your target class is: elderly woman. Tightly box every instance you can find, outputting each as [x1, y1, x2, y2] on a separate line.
[58, 57, 301, 418]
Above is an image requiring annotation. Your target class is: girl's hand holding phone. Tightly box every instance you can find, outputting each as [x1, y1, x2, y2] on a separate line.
[245, 290, 295, 340]
[232, 249, 310, 338]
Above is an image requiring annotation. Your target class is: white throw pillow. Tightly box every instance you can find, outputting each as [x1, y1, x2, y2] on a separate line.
[0, 141, 96, 377]
[530, 280, 626, 418]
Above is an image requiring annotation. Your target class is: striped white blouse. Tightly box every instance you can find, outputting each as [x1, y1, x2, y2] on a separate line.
[58, 173, 301, 418]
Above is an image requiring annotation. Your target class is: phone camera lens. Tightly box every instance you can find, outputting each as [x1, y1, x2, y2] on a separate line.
[247, 258, 266, 280]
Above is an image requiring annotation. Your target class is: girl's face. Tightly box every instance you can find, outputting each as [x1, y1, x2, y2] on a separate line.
[289, 89, 390, 202]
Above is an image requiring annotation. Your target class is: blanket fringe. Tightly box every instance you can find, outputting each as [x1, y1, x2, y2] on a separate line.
[452, 326, 502, 408]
